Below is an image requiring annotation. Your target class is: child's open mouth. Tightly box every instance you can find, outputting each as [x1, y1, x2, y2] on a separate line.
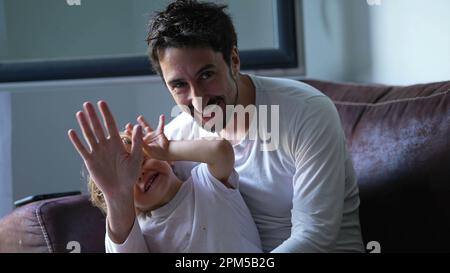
[144, 173, 159, 192]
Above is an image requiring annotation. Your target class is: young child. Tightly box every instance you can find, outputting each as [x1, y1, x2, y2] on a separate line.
[68, 101, 261, 253]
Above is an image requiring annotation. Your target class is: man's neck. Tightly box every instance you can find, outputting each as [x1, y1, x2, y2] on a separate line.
[220, 73, 256, 144]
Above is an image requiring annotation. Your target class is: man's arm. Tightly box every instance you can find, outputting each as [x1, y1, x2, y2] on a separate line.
[272, 97, 347, 252]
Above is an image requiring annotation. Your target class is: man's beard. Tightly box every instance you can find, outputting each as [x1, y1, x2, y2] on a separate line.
[189, 96, 230, 133]
[189, 74, 239, 133]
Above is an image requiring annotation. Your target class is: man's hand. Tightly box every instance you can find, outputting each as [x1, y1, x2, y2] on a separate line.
[68, 101, 144, 199]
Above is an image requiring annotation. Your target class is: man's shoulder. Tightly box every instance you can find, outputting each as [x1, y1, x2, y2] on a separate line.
[250, 75, 335, 121]
[250, 74, 327, 104]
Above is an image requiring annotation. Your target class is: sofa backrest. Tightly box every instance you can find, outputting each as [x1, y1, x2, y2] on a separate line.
[303, 79, 450, 252]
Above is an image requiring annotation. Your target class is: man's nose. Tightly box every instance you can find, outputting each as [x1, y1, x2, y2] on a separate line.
[191, 96, 204, 113]
[189, 85, 205, 112]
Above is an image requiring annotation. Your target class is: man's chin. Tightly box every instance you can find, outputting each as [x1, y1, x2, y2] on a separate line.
[206, 115, 232, 131]
[191, 112, 230, 133]
[190, 114, 214, 131]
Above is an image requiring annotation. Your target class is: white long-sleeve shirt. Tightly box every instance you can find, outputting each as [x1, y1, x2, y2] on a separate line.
[165, 74, 364, 252]
[105, 164, 262, 253]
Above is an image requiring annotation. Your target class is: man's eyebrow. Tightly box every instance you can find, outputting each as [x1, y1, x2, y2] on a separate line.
[167, 64, 216, 86]
[196, 64, 216, 76]
[167, 78, 185, 86]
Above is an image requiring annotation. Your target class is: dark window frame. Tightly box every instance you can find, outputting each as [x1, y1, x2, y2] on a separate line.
[0, 0, 297, 83]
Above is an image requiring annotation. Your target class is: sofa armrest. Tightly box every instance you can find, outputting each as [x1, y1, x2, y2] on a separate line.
[0, 195, 106, 253]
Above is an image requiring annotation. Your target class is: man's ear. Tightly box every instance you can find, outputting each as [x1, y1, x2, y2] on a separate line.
[230, 46, 240, 77]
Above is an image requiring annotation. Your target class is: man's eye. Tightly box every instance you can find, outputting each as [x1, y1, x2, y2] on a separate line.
[171, 82, 187, 91]
[200, 71, 213, 80]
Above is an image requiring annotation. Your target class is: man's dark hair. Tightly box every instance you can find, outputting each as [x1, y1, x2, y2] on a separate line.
[146, 0, 238, 75]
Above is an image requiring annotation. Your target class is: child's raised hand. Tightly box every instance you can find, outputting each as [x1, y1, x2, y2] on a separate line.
[137, 114, 170, 161]
[68, 101, 144, 200]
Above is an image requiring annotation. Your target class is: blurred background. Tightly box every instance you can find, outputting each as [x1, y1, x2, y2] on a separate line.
[1, 0, 449, 217]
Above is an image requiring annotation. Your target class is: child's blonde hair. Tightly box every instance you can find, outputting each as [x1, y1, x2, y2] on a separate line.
[87, 133, 132, 214]
[88, 175, 107, 214]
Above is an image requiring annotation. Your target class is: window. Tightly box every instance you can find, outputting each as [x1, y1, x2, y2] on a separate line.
[0, 0, 298, 83]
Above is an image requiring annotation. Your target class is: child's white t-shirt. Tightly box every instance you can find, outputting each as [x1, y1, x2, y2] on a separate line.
[105, 163, 262, 253]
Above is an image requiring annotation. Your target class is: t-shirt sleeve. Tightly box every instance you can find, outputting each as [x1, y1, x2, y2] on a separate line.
[105, 217, 149, 253]
[272, 96, 347, 253]
[191, 163, 240, 194]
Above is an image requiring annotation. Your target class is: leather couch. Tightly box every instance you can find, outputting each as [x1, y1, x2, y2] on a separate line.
[1, 79, 449, 253]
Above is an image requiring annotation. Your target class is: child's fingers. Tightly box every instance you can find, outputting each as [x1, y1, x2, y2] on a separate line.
[130, 125, 143, 164]
[83, 102, 106, 142]
[142, 143, 152, 158]
[76, 111, 98, 150]
[98, 101, 121, 140]
[157, 114, 165, 133]
[68, 129, 90, 160]
[125, 123, 133, 136]
[137, 115, 154, 133]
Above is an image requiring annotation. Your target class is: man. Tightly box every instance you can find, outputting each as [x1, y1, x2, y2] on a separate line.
[146, 0, 364, 252]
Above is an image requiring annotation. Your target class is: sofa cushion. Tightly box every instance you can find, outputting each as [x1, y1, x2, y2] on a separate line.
[0, 195, 105, 253]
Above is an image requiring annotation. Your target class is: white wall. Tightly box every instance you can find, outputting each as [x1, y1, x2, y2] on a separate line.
[302, 0, 349, 81]
[367, 0, 450, 85]
[302, 0, 450, 85]
[302, 0, 375, 83]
